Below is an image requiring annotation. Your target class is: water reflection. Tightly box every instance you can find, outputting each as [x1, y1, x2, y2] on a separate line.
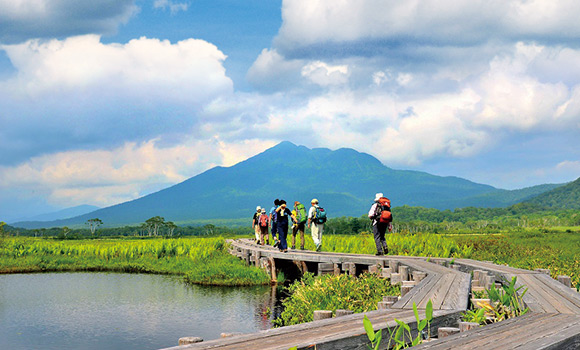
[0, 273, 283, 350]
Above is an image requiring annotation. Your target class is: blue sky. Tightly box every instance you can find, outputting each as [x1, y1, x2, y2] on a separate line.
[1, 0, 580, 222]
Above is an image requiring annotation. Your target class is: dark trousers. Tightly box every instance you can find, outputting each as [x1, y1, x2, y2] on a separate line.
[277, 223, 288, 250]
[373, 222, 389, 254]
[271, 222, 277, 240]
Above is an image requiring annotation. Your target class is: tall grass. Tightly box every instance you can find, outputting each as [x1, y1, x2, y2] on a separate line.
[0, 237, 271, 286]
[321, 232, 473, 258]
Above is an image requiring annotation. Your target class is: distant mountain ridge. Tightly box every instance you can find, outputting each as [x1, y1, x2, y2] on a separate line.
[12, 142, 568, 229]
[524, 177, 580, 209]
[9, 205, 100, 224]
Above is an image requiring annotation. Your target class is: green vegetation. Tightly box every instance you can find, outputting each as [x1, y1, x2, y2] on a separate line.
[274, 272, 399, 327]
[463, 277, 529, 325]
[448, 230, 580, 288]
[364, 301, 433, 350]
[0, 237, 270, 286]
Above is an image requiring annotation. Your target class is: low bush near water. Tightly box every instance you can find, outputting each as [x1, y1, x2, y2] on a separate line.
[274, 272, 400, 327]
[0, 237, 270, 286]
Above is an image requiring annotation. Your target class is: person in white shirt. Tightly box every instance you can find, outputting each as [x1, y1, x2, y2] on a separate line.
[368, 193, 390, 255]
[307, 198, 324, 252]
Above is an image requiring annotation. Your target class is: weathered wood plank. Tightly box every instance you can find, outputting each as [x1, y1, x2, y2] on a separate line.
[442, 271, 471, 311]
[419, 273, 456, 309]
[535, 273, 580, 310]
[518, 273, 571, 314]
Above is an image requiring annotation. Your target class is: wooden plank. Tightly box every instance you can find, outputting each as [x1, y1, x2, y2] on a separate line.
[442, 271, 471, 311]
[419, 273, 456, 309]
[518, 273, 573, 314]
[513, 314, 580, 349]
[535, 273, 580, 309]
[525, 274, 580, 314]
[393, 273, 439, 309]
[414, 312, 558, 349]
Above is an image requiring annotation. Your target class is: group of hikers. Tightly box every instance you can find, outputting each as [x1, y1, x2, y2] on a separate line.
[252, 198, 326, 253]
[251, 193, 393, 255]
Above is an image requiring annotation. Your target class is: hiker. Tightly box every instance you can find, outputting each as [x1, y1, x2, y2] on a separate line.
[269, 199, 280, 247]
[368, 193, 393, 255]
[258, 208, 270, 245]
[291, 201, 307, 250]
[308, 198, 326, 252]
[275, 200, 293, 252]
[252, 206, 262, 244]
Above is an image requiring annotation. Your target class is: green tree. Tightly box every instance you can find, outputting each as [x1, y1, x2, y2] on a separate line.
[0, 221, 6, 237]
[144, 216, 165, 236]
[86, 218, 103, 235]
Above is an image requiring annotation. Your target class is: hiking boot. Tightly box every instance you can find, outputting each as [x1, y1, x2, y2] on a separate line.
[291, 246, 296, 250]
[375, 252, 384, 256]
[316, 244, 322, 252]
[300, 246, 304, 250]
[273, 240, 279, 248]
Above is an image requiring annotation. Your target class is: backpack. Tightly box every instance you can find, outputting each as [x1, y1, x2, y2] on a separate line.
[259, 214, 269, 227]
[295, 203, 308, 223]
[314, 206, 327, 224]
[376, 197, 392, 224]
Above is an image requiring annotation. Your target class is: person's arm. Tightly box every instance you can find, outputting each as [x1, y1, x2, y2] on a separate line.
[368, 203, 378, 219]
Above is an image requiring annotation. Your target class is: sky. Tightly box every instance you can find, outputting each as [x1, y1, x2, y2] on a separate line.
[1, 0, 580, 222]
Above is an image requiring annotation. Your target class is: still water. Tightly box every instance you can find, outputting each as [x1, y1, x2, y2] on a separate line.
[0, 273, 280, 350]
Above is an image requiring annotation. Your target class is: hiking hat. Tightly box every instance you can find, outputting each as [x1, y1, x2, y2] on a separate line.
[256, 206, 261, 211]
[261, 208, 266, 213]
[374, 193, 383, 201]
[311, 198, 318, 204]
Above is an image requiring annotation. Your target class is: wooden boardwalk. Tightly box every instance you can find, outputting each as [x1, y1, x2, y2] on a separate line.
[159, 239, 580, 350]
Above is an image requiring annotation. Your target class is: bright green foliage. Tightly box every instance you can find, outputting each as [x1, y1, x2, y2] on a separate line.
[0, 237, 270, 286]
[323, 233, 472, 258]
[274, 273, 399, 326]
[461, 308, 486, 324]
[364, 301, 433, 350]
[363, 315, 382, 350]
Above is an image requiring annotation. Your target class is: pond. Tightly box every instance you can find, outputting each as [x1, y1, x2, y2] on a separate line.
[0, 273, 281, 350]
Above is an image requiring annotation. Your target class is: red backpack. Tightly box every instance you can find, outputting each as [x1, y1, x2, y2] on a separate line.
[377, 197, 392, 223]
[259, 213, 269, 227]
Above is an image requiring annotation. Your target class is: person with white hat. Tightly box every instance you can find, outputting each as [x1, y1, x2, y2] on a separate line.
[252, 205, 262, 244]
[368, 193, 392, 255]
[307, 198, 325, 252]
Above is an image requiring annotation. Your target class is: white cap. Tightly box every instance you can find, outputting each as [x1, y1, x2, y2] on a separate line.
[256, 206, 261, 211]
[374, 193, 383, 201]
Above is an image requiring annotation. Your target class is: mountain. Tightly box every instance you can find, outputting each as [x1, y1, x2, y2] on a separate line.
[12, 142, 563, 229]
[9, 205, 100, 224]
[524, 176, 580, 209]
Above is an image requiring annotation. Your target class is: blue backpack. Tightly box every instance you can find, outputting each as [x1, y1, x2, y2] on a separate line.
[314, 207, 327, 224]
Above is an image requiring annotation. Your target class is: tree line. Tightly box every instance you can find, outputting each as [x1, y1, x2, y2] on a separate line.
[2, 203, 579, 238]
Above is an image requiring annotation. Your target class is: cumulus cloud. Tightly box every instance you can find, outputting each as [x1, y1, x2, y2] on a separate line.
[276, 0, 580, 55]
[0, 34, 233, 165]
[0, 0, 138, 44]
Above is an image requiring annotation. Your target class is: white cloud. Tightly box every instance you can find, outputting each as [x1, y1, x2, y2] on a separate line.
[0, 35, 233, 164]
[276, 0, 580, 53]
[153, 0, 189, 15]
[0, 0, 138, 43]
[301, 61, 349, 86]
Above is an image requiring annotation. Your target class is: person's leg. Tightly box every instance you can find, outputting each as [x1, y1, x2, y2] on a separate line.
[279, 224, 288, 251]
[311, 224, 320, 249]
[378, 223, 389, 254]
[317, 224, 324, 251]
[373, 224, 384, 255]
[261, 227, 269, 245]
[255, 226, 261, 244]
[298, 222, 305, 250]
[271, 223, 278, 246]
[291, 225, 298, 249]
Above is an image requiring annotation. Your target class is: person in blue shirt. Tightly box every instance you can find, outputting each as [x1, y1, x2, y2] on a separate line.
[269, 199, 280, 247]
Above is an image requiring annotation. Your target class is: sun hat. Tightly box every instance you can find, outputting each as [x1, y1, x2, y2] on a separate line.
[374, 193, 383, 201]
[311, 198, 318, 204]
[256, 206, 261, 211]
[261, 208, 266, 213]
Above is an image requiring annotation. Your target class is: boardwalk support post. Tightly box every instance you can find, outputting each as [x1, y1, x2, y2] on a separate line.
[558, 275, 572, 288]
[313, 310, 333, 321]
